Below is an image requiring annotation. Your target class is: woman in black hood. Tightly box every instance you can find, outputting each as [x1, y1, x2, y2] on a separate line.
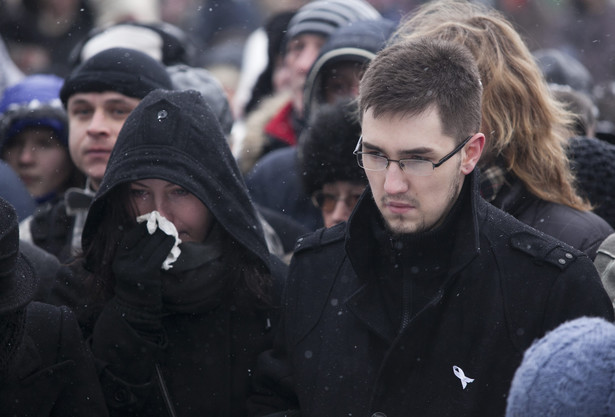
[75, 88, 284, 416]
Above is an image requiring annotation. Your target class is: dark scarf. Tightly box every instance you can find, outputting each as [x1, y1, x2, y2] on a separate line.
[160, 224, 239, 315]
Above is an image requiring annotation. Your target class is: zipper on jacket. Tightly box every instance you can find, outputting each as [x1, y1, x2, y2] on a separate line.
[155, 363, 178, 417]
[399, 277, 411, 333]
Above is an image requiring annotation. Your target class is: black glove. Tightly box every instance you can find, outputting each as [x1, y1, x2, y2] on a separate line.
[112, 221, 176, 310]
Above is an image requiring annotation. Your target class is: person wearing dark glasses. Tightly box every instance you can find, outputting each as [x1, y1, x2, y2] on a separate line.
[248, 38, 613, 417]
[300, 99, 367, 228]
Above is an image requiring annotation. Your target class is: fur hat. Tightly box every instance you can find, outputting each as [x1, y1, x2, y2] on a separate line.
[0, 196, 37, 314]
[0, 74, 68, 149]
[60, 47, 173, 106]
[299, 99, 366, 196]
[506, 317, 615, 417]
[285, 0, 380, 46]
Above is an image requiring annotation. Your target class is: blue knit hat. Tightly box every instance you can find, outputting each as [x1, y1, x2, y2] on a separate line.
[506, 317, 615, 417]
[0, 74, 67, 149]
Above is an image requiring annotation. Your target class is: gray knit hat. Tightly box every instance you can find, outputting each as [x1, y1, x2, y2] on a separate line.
[285, 0, 380, 44]
[506, 317, 615, 417]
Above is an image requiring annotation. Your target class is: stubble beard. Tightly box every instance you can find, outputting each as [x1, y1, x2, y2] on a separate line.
[382, 167, 463, 237]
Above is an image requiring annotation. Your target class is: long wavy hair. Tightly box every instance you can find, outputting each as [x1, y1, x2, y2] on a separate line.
[82, 184, 274, 310]
[394, 0, 590, 210]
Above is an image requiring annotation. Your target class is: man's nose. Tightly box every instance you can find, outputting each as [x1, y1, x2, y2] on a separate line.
[383, 162, 409, 195]
[86, 108, 111, 136]
[329, 198, 353, 226]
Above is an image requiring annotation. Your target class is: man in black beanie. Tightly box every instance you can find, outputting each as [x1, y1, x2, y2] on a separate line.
[20, 47, 173, 262]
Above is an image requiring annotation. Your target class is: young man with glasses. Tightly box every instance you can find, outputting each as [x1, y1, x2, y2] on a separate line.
[248, 38, 614, 417]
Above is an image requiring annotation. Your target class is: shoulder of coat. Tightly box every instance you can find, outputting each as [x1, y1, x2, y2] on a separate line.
[509, 230, 580, 270]
[293, 222, 346, 254]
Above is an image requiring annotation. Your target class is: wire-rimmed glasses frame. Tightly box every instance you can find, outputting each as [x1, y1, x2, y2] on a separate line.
[352, 134, 473, 177]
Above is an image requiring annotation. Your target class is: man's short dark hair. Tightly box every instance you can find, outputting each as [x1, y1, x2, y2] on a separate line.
[359, 38, 482, 141]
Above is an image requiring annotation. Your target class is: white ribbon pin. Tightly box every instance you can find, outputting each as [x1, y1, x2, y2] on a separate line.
[453, 366, 474, 389]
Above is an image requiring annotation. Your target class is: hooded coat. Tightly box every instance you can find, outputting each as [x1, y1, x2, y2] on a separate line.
[50, 89, 285, 416]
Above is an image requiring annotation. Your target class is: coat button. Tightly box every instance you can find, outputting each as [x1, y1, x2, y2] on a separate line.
[114, 388, 129, 403]
[372, 413, 387, 417]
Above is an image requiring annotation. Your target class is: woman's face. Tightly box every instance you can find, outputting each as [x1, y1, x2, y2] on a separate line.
[2, 127, 73, 198]
[128, 178, 213, 242]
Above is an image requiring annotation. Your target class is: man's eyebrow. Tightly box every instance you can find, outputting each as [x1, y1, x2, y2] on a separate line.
[67, 98, 91, 107]
[361, 140, 435, 156]
[104, 98, 135, 105]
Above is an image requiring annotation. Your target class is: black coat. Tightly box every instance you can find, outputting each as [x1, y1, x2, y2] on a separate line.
[0, 302, 108, 417]
[250, 173, 614, 417]
[490, 176, 613, 260]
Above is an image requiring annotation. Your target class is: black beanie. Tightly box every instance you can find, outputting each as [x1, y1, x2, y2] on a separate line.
[285, 0, 380, 45]
[60, 47, 173, 106]
[299, 99, 366, 196]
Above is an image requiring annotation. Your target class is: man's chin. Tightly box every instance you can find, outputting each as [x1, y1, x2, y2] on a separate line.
[383, 215, 424, 236]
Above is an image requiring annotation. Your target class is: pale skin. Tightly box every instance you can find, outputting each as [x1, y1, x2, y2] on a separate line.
[360, 106, 485, 235]
[2, 127, 73, 199]
[129, 178, 213, 243]
[285, 33, 326, 117]
[320, 180, 366, 228]
[66, 91, 141, 191]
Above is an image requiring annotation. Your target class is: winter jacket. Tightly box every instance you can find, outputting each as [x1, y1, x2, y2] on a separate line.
[247, 147, 324, 232]
[46, 89, 286, 416]
[249, 171, 614, 417]
[490, 175, 613, 260]
[0, 302, 108, 416]
[238, 92, 292, 176]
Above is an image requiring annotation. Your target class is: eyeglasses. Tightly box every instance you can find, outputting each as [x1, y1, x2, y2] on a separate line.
[353, 135, 473, 177]
[311, 190, 362, 213]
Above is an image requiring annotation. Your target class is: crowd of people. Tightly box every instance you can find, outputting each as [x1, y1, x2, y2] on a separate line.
[1, 0, 615, 416]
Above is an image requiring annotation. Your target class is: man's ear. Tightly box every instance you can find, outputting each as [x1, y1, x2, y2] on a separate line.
[461, 133, 485, 175]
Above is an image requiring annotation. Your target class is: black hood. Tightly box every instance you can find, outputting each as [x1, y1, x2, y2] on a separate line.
[82, 89, 272, 271]
[303, 18, 397, 121]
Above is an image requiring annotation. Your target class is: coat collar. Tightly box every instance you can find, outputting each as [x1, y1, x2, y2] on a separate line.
[344, 170, 484, 342]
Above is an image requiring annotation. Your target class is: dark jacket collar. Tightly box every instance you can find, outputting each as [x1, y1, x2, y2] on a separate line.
[345, 170, 483, 286]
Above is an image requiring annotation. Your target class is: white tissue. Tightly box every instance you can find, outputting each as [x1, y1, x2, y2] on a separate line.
[136, 211, 182, 270]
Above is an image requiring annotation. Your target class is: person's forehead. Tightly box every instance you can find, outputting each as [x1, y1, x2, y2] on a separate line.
[324, 60, 363, 78]
[361, 107, 451, 149]
[67, 91, 140, 106]
[289, 32, 327, 46]
[323, 180, 366, 192]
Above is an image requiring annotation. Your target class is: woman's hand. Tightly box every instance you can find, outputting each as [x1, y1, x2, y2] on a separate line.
[112, 222, 176, 310]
